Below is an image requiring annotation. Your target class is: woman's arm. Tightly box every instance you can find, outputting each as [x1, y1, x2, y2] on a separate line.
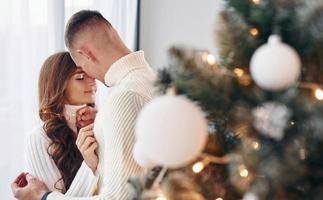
[24, 126, 99, 197]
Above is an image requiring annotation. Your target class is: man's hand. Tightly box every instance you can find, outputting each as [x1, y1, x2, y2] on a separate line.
[76, 106, 97, 129]
[11, 173, 50, 200]
[76, 123, 99, 172]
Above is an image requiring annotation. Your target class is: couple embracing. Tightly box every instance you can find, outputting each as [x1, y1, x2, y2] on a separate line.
[12, 10, 156, 200]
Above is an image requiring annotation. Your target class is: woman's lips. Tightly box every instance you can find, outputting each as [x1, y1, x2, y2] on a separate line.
[84, 89, 96, 94]
[85, 85, 97, 94]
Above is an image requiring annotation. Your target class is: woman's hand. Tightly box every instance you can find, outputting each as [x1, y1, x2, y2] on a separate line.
[76, 106, 97, 129]
[76, 123, 98, 173]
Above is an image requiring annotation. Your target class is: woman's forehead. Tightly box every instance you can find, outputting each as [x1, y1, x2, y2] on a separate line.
[74, 67, 85, 73]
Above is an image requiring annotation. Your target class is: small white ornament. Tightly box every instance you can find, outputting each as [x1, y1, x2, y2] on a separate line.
[135, 95, 208, 168]
[243, 192, 259, 200]
[252, 102, 292, 140]
[250, 35, 301, 91]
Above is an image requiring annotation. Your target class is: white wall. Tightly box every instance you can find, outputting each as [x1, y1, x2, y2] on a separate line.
[140, 0, 222, 69]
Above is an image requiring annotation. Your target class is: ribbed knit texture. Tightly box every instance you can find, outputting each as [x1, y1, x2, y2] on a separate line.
[48, 51, 156, 200]
[25, 125, 99, 197]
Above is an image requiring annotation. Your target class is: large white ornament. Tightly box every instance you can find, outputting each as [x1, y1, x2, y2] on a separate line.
[250, 35, 301, 91]
[135, 95, 208, 168]
[133, 142, 157, 168]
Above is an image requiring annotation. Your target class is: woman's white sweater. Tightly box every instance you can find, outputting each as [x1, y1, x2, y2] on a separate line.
[25, 121, 99, 196]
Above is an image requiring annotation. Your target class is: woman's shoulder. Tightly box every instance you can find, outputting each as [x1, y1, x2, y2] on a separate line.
[26, 124, 51, 145]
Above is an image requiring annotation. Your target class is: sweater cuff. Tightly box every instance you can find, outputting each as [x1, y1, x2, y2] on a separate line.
[65, 161, 99, 196]
[41, 192, 52, 200]
[47, 191, 65, 200]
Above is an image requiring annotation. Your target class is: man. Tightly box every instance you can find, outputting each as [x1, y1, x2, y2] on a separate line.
[12, 10, 156, 200]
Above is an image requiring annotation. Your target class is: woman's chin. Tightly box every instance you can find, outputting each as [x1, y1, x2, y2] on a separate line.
[86, 97, 96, 104]
[82, 94, 96, 104]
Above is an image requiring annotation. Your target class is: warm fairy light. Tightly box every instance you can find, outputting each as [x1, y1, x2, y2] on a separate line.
[206, 54, 216, 65]
[239, 165, 249, 178]
[166, 86, 177, 96]
[202, 52, 216, 65]
[240, 169, 249, 177]
[252, 141, 260, 150]
[249, 28, 259, 37]
[299, 148, 306, 160]
[290, 121, 295, 126]
[192, 161, 205, 173]
[156, 196, 167, 200]
[216, 198, 224, 200]
[251, 0, 261, 5]
[239, 76, 252, 86]
[234, 68, 252, 86]
[202, 52, 208, 62]
[314, 88, 323, 100]
[234, 68, 245, 77]
[202, 52, 209, 62]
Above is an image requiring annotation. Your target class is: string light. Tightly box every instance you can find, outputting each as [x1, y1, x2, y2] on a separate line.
[239, 165, 249, 178]
[252, 141, 260, 150]
[156, 196, 167, 200]
[166, 86, 177, 96]
[249, 28, 259, 37]
[196, 61, 323, 92]
[192, 161, 205, 173]
[201, 52, 208, 62]
[240, 169, 249, 177]
[314, 88, 323, 100]
[234, 68, 245, 77]
[240, 77, 252, 86]
[299, 148, 306, 160]
[199, 153, 232, 165]
[251, 0, 261, 5]
[216, 198, 224, 200]
[191, 154, 231, 174]
[201, 52, 216, 65]
[232, 67, 252, 86]
[206, 54, 216, 65]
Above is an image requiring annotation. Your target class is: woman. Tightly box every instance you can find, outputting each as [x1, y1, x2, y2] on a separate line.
[25, 52, 98, 196]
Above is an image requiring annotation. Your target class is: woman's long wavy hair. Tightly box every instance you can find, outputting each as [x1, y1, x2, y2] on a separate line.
[38, 52, 83, 192]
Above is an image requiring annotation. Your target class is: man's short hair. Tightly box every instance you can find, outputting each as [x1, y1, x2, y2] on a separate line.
[65, 10, 111, 49]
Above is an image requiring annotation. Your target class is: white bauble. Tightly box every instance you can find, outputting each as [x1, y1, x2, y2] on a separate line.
[243, 192, 259, 200]
[135, 95, 208, 168]
[133, 142, 157, 168]
[250, 35, 301, 91]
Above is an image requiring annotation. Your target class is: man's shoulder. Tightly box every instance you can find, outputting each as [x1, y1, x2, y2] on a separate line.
[108, 89, 151, 104]
[109, 75, 156, 101]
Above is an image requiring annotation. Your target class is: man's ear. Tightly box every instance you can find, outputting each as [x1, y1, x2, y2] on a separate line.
[76, 47, 96, 62]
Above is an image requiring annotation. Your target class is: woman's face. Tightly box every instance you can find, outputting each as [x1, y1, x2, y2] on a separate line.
[65, 67, 97, 105]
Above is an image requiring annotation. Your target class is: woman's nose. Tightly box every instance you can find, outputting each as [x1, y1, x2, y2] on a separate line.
[86, 77, 96, 85]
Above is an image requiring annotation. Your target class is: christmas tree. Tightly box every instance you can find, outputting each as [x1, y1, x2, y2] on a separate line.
[129, 0, 323, 199]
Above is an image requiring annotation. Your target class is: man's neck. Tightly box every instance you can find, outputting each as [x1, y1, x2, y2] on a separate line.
[102, 48, 132, 81]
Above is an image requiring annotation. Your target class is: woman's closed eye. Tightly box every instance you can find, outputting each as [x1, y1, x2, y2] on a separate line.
[75, 73, 85, 80]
